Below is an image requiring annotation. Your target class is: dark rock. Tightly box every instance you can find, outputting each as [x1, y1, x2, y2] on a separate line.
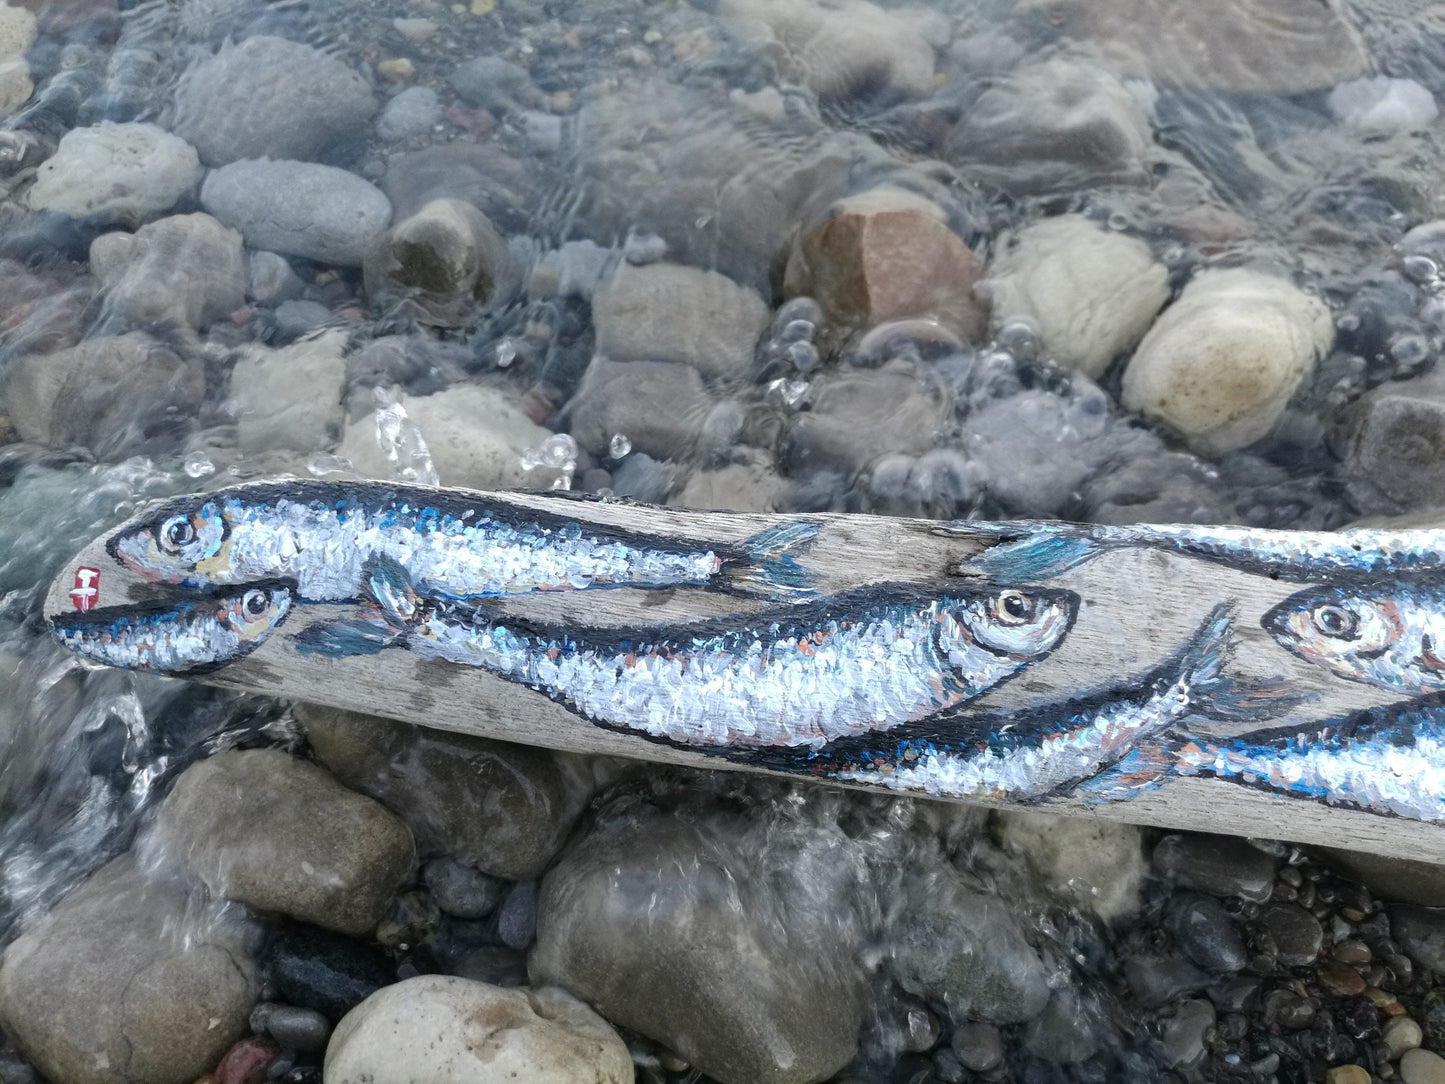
[1420, 989, 1445, 1050]
[1317, 959, 1367, 998]
[1124, 955, 1211, 1009]
[1257, 903, 1325, 967]
[1152, 833, 1278, 902]
[262, 1005, 331, 1055]
[1392, 904, 1445, 974]
[422, 858, 506, 920]
[172, 36, 376, 166]
[497, 881, 538, 951]
[1263, 988, 1316, 1030]
[1021, 989, 1099, 1064]
[610, 453, 674, 504]
[263, 923, 395, 1020]
[1169, 892, 1248, 973]
[1160, 999, 1215, 1070]
[452, 945, 529, 988]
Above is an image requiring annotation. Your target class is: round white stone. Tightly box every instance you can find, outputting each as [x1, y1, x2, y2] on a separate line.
[26, 123, 203, 220]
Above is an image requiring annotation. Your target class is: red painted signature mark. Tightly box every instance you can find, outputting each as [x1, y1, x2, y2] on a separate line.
[69, 567, 99, 612]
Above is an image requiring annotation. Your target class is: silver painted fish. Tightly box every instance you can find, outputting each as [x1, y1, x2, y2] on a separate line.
[947, 521, 1445, 583]
[1263, 578, 1445, 694]
[789, 605, 1299, 802]
[1170, 695, 1445, 822]
[295, 557, 1079, 749]
[51, 582, 293, 673]
[108, 481, 818, 603]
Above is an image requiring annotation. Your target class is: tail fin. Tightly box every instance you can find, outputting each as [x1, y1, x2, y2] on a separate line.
[1072, 744, 1178, 804]
[947, 523, 1104, 581]
[719, 521, 818, 600]
[293, 555, 421, 658]
[1180, 603, 1313, 720]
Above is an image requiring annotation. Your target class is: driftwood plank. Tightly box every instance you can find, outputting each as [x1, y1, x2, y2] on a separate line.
[42, 481, 1445, 862]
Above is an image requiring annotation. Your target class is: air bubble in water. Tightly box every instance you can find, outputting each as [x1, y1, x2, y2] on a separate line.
[1402, 254, 1440, 286]
[495, 339, 518, 368]
[780, 319, 815, 343]
[996, 319, 1040, 363]
[766, 377, 811, 409]
[1389, 332, 1431, 370]
[1106, 211, 1130, 231]
[183, 454, 215, 479]
[373, 388, 439, 486]
[609, 433, 632, 459]
[522, 433, 579, 490]
[787, 341, 819, 373]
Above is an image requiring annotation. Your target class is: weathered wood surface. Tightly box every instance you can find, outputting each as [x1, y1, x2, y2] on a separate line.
[44, 483, 1445, 862]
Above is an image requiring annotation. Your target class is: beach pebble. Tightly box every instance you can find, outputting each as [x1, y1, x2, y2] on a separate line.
[335, 383, 571, 491]
[1385, 1015, 1425, 1057]
[173, 36, 375, 165]
[448, 54, 541, 113]
[324, 978, 632, 1084]
[154, 749, 416, 937]
[592, 261, 770, 383]
[263, 923, 395, 1020]
[421, 858, 506, 920]
[300, 705, 586, 881]
[993, 811, 1145, 921]
[0, 858, 257, 1084]
[1021, 989, 1099, 1064]
[1122, 269, 1332, 454]
[1124, 955, 1210, 1009]
[951, 1023, 1003, 1073]
[1326, 1067, 1372, 1084]
[0, 55, 28, 115]
[530, 778, 870, 1084]
[982, 214, 1170, 378]
[718, 0, 934, 101]
[230, 328, 347, 455]
[1339, 372, 1445, 515]
[376, 85, 441, 142]
[1153, 834, 1278, 902]
[246, 250, 306, 305]
[569, 358, 716, 462]
[1403, 1048, 1445, 1084]
[1158, 999, 1215, 1070]
[202, 159, 392, 267]
[784, 190, 985, 347]
[0, 330, 204, 458]
[782, 364, 951, 475]
[381, 142, 534, 231]
[0, 4, 35, 56]
[1390, 904, 1445, 973]
[25, 123, 201, 221]
[944, 56, 1152, 195]
[1329, 76, 1438, 134]
[261, 1006, 332, 1054]
[1257, 903, 1325, 967]
[1168, 893, 1248, 973]
[214, 1036, 279, 1084]
[89, 212, 245, 331]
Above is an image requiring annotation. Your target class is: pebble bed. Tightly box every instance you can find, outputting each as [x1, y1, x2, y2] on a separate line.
[2, 0, 1445, 1081]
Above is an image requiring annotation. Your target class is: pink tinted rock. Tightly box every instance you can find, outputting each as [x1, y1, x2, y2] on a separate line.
[214, 1037, 279, 1084]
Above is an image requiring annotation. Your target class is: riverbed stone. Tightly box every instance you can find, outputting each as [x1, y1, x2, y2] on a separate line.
[943, 55, 1153, 196]
[26, 123, 202, 222]
[569, 358, 717, 462]
[89, 213, 245, 331]
[1152, 833, 1278, 902]
[154, 749, 416, 937]
[1339, 371, 1445, 515]
[1, 330, 204, 458]
[336, 382, 570, 490]
[1391, 904, 1445, 973]
[229, 327, 347, 455]
[994, 810, 1145, 921]
[201, 159, 392, 267]
[300, 705, 586, 881]
[530, 778, 871, 1084]
[1122, 268, 1333, 455]
[784, 190, 985, 347]
[0, 858, 257, 1084]
[982, 214, 1170, 378]
[325, 977, 632, 1084]
[782, 363, 951, 475]
[592, 262, 769, 384]
[377, 85, 442, 142]
[173, 36, 376, 165]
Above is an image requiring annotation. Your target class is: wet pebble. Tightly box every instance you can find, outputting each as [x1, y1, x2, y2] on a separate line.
[1329, 76, 1438, 134]
[1262, 988, 1316, 1030]
[449, 54, 541, 114]
[1152, 834, 1278, 903]
[421, 859, 505, 920]
[263, 924, 395, 1021]
[1389, 905, 1445, 973]
[377, 85, 441, 142]
[202, 159, 392, 267]
[90, 212, 245, 331]
[1257, 903, 1325, 967]
[1403, 1048, 1445, 1084]
[1169, 892, 1248, 973]
[496, 881, 538, 951]
[1419, 990, 1445, 1050]
[1160, 999, 1214, 1070]
[1318, 959, 1367, 997]
[1327, 1066, 1372, 1084]
[1125, 955, 1211, 1010]
[25, 123, 201, 221]
[1384, 1015, 1424, 1058]
[951, 1022, 1003, 1073]
[214, 1036, 279, 1084]
[261, 1005, 331, 1055]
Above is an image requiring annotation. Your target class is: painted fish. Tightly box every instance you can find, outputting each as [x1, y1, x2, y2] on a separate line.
[108, 480, 818, 603]
[1263, 578, 1445, 694]
[295, 557, 1079, 749]
[51, 582, 293, 674]
[1170, 694, 1445, 822]
[786, 605, 1299, 802]
[946, 520, 1445, 583]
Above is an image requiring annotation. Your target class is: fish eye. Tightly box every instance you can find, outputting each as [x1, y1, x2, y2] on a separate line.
[242, 590, 269, 618]
[158, 515, 196, 554]
[1311, 603, 1359, 640]
[994, 590, 1035, 625]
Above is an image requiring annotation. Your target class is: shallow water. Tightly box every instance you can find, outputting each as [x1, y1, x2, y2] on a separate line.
[3, 0, 1445, 1079]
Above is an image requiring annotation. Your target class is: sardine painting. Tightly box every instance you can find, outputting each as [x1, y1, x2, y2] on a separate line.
[44, 482, 1445, 858]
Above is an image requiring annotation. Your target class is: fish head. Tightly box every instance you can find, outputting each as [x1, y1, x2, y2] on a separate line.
[947, 585, 1079, 658]
[108, 498, 230, 587]
[216, 583, 294, 643]
[1263, 584, 1404, 683]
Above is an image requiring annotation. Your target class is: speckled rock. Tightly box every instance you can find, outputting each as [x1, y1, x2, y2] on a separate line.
[784, 190, 985, 347]
[325, 978, 632, 1084]
[0, 858, 257, 1084]
[172, 36, 375, 165]
[943, 56, 1153, 195]
[0, 330, 204, 458]
[0, 55, 30, 115]
[982, 214, 1170, 378]
[0, 4, 36, 56]
[1015, 0, 1368, 94]
[363, 198, 516, 325]
[201, 159, 392, 267]
[994, 810, 1145, 921]
[719, 0, 935, 101]
[25, 123, 202, 221]
[336, 382, 570, 491]
[153, 749, 416, 937]
[530, 778, 871, 1084]
[89, 213, 245, 331]
[229, 328, 347, 454]
[1122, 269, 1333, 455]
[300, 705, 587, 881]
[376, 85, 442, 142]
[592, 262, 770, 384]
